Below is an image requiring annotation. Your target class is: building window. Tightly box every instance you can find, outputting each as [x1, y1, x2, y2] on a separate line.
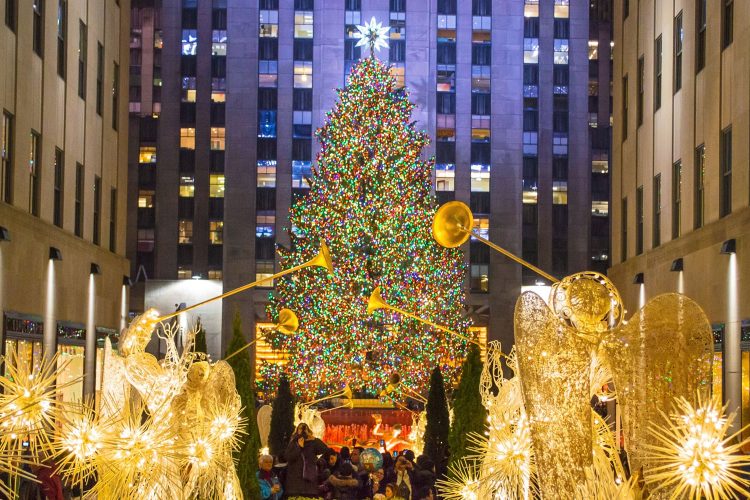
[57, 0, 66, 77]
[694, 145, 705, 229]
[722, 0, 733, 48]
[635, 186, 643, 255]
[53, 148, 63, 227]
[139, 146, 156, 163]
[257, 161, 276, 188]
[637, 56, 644, 126]
[178, 220, 193, 244]
[623, 0, 628, 19]
[654, 36, 662, 111]
[74, 163, 83, 236]
[696, 1, 705, 72]
[78, 21, 87, 99]
[96, 43, 103, 115]
[672, 160, 681, 239]
[138, 190, 154, 208]
[93, 175, 101, 245]
[179, 176, 195, 197]
[180, 128, 196, 149]
[33, 0, 43, 56]
[720, 127, 732, 218]
[1, 111, 13, 204]
[109, 187, 116, 251]
[621, 74, 628, 141]
[674, 12, 683, 92]
[210, 127, 225, 150]
[653, 174, 661, 248]
[5, 0, 16, 31]
[293, 61, 312, 88]
[209, 174, 225, 198]
[621, 198, 628, 261]
[112, 63, 119, 130]
[294, 11, 313, 38]
[29, 131, 40, 217]
[177, 267, 193, 279]
[209, 221, 223, 244]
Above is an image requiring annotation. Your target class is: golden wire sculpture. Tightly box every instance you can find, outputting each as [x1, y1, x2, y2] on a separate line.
[602, 293, 713, 477]
[644, 394, 750, 499]
[435, 458, 492, 500]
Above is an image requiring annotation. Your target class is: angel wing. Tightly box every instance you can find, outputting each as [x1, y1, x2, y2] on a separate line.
[601, 293, 712, 477]
[99, 336, 130, 418]
[257, 404, 273, 448]
[514, 291, 594, 499]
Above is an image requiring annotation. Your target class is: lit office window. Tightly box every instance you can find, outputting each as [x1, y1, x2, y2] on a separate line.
[209, 174, 225, 197]
[257, 161, 276, 188]
[178, 220, 193, 244]
[470, 164, 490, 192]
[294, 11, 313, 38]
[554, 0, 569, 18]
[209, 221, 223, 244]
[139, 146, 157, 163]
[294, 61, 313, 88]
[181, 29, 198, 55]
[292, 161, 312, 188]
[182, 77, 197, 102]
[180, 128, 196, 149]
[435, 164, 455, 191]
[210, 127, 225, 150]
[524, 38, 539, 63]
[138, 190, 155, 208]
[212, 30, 227, 56]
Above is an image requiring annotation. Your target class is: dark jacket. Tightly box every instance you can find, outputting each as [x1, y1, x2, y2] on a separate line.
[326, 473, 361, 500]
[285, 437, 330, 497]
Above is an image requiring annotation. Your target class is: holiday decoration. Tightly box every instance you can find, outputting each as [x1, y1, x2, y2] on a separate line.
[266, 51, 469, 398]
[448, 343, 486, 465]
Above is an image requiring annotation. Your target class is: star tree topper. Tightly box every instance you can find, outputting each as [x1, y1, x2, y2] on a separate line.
[354, 16, 391, 53]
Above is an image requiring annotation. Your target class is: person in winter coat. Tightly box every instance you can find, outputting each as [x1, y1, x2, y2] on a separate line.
[325, 462, 360, 500]
[257, 454, 283, 500]
[285, 422, 330, 498]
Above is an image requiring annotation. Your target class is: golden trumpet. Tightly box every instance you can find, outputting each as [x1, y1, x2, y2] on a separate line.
[304, 384, 353, 407]
[367, 286, 480, 345]
[223, 309, 300, 361]
[433, 201, 557, 283]
[158, 242, 333, 322]
[380, 377, 426, 404]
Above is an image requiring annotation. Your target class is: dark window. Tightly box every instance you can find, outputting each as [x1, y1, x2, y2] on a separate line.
[389, 0, 405, 12]
[29, 131, 40, 217]
[694, 145, 705, 229]
[53, 148, 63, 227]
[471, 93, 490, 115]
[390, 40, 406, 63]
[471, 44, 490, 65]
[553, 19, 569, 39]
[470, 143, 490, 165]
[96, 42, 103, 115]
[260, 0, 278, 8]
[293, 89, 312, 110]
[181, 55, 197, 76]
[344, 40, 361, 61]
[524, 64, 539, 85]
[653, 174, 661, 247]
[259, 38, 278, 60]
[623, 0, 629, 19]
[211, 56, 226, 77]
[257, 139, 276, 161]
[472, 0, 490, 16]
[552, 157, 567, 180]
[292, 139, 311, 160]
[523, 109, 538, 131]
[437, 93, 455, 114]
[1, 111, 13, 204]
[621, 198, 628, 261]
[524, 18, 539, 38]
[674, 12, 683, 91]
[553, 66, 568, 86]
[258, 88, 277, 109]
[212, 8, 227, 30]
[672, 160, 681, 239]
[723, 0, 733, 48]
[33, 0, 43, 56]
[5, 0, 15, 32]
[345, 0, 361, 10]
[78, 21, 87, 99]
[720, 127, 732, 217]
[637, 56, 644, 126]
[75, 163, 83, 237]
[696, 1, 705, 72]
[553, 111, 568, 133]
[436, 142, 455, 163]
[256, 187, 276, 211]
[635, 186, 643, 255]
[109, 187, 116, 251]
[57, 0, 66, 77]
[621, 75, 628, 140]
[112, 63, 119, 130]
[180, 102, 196, 123]
[181, 8, 197, 29]
[93, 175, 101, 245]
[437, 0, 455, 15]
[654, 36, 662, 111]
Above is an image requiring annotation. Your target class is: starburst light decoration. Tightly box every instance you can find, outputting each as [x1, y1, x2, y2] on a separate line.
[644, 394, 750, 499]
[354, 16, 391, 52]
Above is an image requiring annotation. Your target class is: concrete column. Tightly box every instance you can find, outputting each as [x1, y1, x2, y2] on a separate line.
[84, 274, 96, 398]
[724, 253, 741, 434]
[43, 259, 57, 361]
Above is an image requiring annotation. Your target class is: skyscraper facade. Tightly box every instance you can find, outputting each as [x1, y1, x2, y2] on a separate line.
[128, 0, 608, 363]
[610, 0, 749, 428]
[0, 0, 131, 401]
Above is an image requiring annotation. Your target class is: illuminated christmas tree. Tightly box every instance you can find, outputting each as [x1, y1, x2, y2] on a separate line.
[265, 36, 469, 399]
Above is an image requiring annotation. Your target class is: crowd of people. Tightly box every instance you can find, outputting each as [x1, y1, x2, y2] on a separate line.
[258, 422, 437, 500]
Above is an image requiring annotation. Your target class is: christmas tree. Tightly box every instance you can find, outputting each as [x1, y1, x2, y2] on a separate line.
[223, 312, 261, 499]
[424, 366, 451, 477]
[266, 47, 469, 399]
[448, 343, 486, 465]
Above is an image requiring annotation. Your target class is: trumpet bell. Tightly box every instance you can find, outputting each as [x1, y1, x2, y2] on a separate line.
[342, 384, 353, 400]
[277, 308, 299, 335]
[433, 201, 473, 248]
[367, 286, 388, 314]
[309, 241, 334, 274]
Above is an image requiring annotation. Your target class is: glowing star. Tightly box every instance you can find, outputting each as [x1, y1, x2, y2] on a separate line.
[354, 16, 391, 52]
